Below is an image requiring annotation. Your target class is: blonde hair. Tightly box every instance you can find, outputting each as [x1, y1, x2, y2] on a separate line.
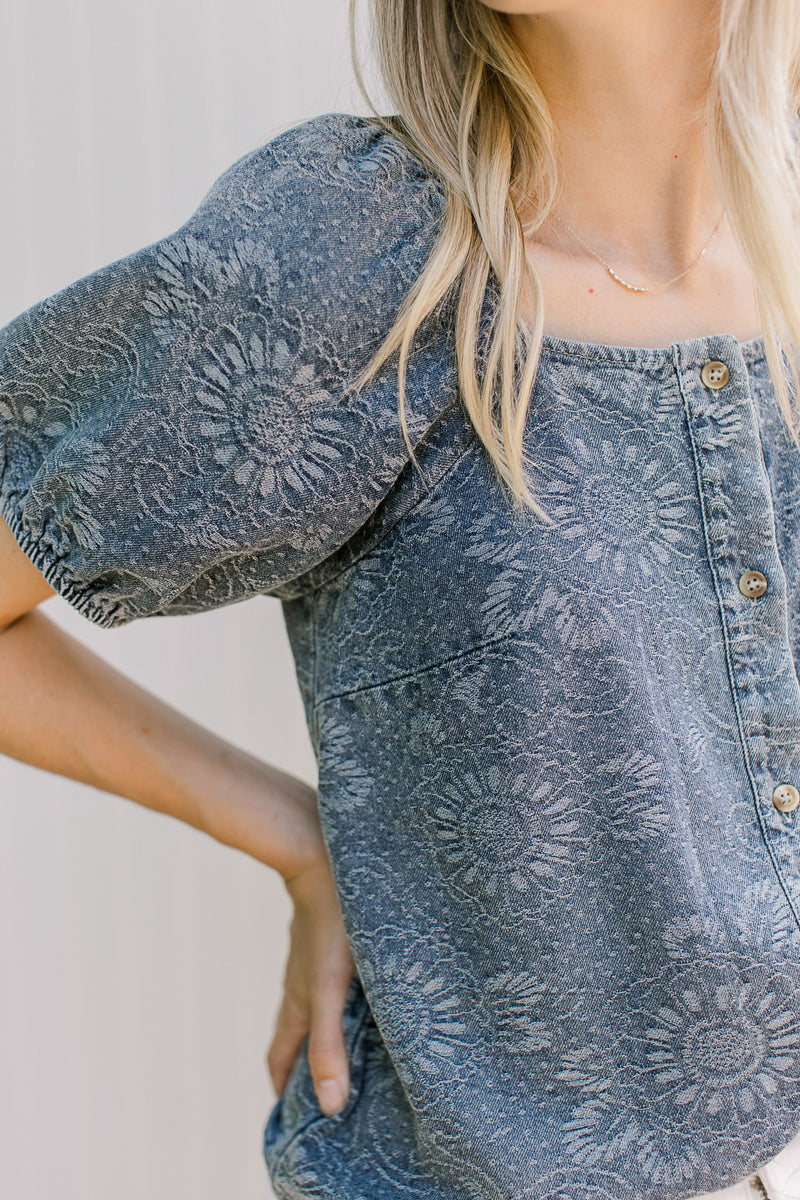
[348, 0, 800, 523]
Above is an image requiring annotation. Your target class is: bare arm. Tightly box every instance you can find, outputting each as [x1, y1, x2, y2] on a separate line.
[0, 515, 318, 877]
[0, 514, 354, 1115]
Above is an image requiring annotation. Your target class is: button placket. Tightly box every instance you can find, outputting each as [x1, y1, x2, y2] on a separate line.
[676, 337, 800, 872]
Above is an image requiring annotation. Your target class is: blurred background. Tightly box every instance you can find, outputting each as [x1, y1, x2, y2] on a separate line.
[0, 1, 379, 1196]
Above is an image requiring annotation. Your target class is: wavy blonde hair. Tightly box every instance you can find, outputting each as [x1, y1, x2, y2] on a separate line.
[348, 0, 800, 523]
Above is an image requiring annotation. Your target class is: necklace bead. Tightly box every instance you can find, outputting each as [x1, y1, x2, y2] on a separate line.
[549, 210, 725, 293]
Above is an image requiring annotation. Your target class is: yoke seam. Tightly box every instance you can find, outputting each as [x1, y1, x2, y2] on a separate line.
[312, 627, 518, 710]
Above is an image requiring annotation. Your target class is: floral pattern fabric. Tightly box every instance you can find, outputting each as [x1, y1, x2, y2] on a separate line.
[2, 112, 800, 1200]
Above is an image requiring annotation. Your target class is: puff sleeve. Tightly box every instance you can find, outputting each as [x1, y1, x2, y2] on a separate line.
[0, 113, 452, 628]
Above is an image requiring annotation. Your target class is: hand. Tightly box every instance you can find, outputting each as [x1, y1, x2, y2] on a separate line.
[266, 852, 356, 1118]
[197, 755, 357, 1115]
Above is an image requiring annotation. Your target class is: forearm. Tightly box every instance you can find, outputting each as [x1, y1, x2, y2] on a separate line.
[0, 608, 321, 879]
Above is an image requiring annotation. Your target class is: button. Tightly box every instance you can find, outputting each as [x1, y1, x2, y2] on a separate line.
[772, 783, 800, 813]
[700, 361, 730, 389]
[738, 570, 768, 598]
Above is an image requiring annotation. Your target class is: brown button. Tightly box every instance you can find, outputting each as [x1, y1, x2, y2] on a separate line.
[700, 360, 730, 389]
[738, 570, 768, 598]
[772, 783, 800, 813]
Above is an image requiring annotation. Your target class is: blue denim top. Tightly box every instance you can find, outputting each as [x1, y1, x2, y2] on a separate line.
[2, 113, 800, 1200]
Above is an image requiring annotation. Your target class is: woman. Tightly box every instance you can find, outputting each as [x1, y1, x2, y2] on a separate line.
[1, 0, 799, 1197]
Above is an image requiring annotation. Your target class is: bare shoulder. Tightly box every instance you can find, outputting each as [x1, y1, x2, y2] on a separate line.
[0, 515, 56, 632]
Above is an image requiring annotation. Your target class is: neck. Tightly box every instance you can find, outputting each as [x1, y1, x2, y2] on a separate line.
[507, 0, 724, 274]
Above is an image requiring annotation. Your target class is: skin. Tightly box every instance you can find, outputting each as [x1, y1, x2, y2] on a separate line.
[0, 0, 762, 1131]
[0, 522, 355, 1118]
[479, 0, 762, 347]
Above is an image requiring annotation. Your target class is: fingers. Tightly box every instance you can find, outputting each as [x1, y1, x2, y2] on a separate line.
[271, 861, 358, 1117]
[266, 971, 355, 1117]
[307, 970, 353, 1116]
[266, 996, 309, 1097]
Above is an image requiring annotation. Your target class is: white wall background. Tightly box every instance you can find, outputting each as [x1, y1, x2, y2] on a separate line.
[0, 2, 377, 1197]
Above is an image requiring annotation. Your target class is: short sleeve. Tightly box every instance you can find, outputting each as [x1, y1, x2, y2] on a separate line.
[0, 113, 452, 628]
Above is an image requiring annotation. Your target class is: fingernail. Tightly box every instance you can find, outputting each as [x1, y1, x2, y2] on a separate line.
[317, 1078, 345, 1116]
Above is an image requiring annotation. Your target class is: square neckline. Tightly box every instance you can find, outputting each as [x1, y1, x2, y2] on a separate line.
[538, 329, 767, 370]
[384, 117, 770, 375]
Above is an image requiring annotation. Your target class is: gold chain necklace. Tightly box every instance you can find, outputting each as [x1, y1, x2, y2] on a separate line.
[549, 210, 725, 294]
